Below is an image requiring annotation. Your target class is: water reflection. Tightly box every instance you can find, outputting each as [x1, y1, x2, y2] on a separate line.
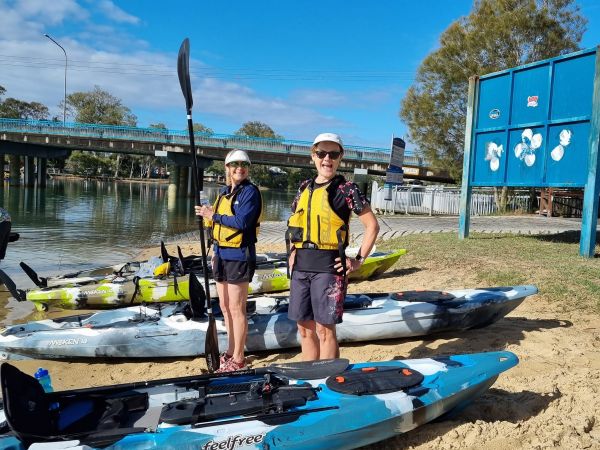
[0, 179, 295, 287]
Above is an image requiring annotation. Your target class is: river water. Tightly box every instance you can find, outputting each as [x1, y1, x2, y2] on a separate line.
[0, 178, 295, 323]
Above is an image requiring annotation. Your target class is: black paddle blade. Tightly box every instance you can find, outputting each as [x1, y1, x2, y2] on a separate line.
[205, 317, 220, 372]
[160, 241, 170, 263]
[177, 38, 193, 112]
[19, 262, 45, 287]
[188, 273, 206, 319]
[0, 269, 26, 302]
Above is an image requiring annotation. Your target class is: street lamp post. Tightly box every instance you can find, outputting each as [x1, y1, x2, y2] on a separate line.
[44, 34, 67, 124]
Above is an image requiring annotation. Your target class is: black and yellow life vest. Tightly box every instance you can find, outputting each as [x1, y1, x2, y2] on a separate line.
[210, 182, 262, 248]
[286, 178, 348, 251]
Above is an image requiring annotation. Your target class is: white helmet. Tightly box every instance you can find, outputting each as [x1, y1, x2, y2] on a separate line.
[225, 149, 251, 166]
[313, 132, 344, 150]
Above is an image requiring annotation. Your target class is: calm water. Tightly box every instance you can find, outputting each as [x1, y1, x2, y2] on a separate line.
[0, 179, 294, 322]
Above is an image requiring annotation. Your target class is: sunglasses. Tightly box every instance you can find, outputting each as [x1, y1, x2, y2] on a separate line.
[228, 161, 250, 168]
[313, 150, 342, 160]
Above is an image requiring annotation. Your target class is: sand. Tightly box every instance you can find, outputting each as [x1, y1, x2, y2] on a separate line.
[3, 241, 600, 449]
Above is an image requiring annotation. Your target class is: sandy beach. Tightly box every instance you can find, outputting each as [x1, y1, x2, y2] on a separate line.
[3, 240, 600, 449]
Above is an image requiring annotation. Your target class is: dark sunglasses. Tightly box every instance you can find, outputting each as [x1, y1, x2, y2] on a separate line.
[228, 161, 250, 168]
[313, 150, 342, 160]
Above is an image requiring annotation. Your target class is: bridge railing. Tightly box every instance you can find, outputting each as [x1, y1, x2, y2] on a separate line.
[0, 117, 425, 166]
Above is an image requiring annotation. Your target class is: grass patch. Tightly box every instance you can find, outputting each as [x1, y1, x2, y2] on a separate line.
[377, 232, 600, 313]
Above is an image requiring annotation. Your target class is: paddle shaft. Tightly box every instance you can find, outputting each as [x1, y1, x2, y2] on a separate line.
[186, 111, 219, 359]
[177, 38, 219, 371]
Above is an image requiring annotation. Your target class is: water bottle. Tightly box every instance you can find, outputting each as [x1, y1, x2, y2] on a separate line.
[34, 367, 54, 393]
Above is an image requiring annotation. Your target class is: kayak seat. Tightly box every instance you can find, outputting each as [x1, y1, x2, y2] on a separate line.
[0, 362, 56, 437]
[326, 366, 424, 395]
[57, 391, 148, 434]
[0, 363, 148, 444]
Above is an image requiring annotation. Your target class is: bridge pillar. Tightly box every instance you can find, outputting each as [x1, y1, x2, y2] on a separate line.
[169, 165, 181, 189]
[23, 156, 35, 187]
[178, 166, 189, 195]
[8, 155, 20, 186]
[37, 157, 47, 188]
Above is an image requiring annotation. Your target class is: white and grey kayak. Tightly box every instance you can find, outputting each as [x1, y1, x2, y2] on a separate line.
[0, 285, 537, 360]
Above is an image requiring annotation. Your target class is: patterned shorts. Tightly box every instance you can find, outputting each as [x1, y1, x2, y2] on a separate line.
[288, 270, 346, 325]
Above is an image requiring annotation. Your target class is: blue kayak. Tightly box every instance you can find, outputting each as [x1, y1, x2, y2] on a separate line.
[0, 351, 518, 449]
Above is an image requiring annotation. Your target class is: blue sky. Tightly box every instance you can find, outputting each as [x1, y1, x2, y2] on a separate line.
[1, 0, 600, 151]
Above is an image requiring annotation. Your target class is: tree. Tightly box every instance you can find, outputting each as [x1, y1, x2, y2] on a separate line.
[0, 98, 49, 120]
[193, 122, 213, 134]
[66, 86, 137, 125]
[287, 167, 314, 190]
[0, 86, 49, 119]
[235, 121, 282, 139]
[400, 0, 586, 182]
[66, 151, 112, 176]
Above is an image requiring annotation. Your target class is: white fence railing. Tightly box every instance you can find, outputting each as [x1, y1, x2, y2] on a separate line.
[370, 182, 533, 216]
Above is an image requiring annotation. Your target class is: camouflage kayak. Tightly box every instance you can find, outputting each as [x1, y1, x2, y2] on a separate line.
[0, 284, 536, 360]
[1, 250, 407, 311]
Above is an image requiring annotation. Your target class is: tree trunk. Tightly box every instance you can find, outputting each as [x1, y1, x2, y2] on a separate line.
[113, 154, 121, 178]
[493, 186, 510, 213]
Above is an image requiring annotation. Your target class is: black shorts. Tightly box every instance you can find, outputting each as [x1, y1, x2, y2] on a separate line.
[212, 255, 256, 283]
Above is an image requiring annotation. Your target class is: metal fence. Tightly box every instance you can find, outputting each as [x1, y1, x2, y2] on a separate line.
[370, 182, 533, 216]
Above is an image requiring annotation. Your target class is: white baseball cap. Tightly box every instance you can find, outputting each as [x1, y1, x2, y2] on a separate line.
[225, 149, 251, 165]
[313, 132, 344, 150]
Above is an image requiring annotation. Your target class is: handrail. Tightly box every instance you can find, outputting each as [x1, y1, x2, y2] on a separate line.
[0, 117, 425, 166]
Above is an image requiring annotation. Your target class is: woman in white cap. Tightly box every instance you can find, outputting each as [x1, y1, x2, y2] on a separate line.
[195, 149, 262, 372]
[286, 133, 379, 361]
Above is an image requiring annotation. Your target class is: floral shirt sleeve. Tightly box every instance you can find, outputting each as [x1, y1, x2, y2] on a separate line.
[290, 179, 312, 213]
[0, 208, 10, 223]
[338, 181, 369, 215]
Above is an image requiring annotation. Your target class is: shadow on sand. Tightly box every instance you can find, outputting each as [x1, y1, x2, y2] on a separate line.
[371, 388, 560, 449]
[367, 267, 423, 280]
[252, 316, 571, 368]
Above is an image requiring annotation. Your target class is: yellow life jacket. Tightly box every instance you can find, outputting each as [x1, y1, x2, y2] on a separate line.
[210, 183, 262, 248]
[287, 179, 348, 251]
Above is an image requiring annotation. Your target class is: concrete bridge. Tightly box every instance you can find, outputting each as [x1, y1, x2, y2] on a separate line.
[0, 118, 450, 189]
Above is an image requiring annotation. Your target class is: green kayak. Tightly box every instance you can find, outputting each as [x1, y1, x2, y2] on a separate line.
[8, 249, 407, 311]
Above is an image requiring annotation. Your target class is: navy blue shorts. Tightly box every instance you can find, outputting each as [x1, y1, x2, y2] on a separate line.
[288, 270, 346, 325]
[212, 255, 256, 283]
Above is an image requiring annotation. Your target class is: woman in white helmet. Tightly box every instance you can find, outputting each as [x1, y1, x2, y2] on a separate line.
[195, 149, 262, 372]
[286, 133, 379, 361]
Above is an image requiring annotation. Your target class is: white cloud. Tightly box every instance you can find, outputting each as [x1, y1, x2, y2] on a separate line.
[13, 0, 88, 25]
[289, 89, 349, 107]
[96, 0, 140, 25]
[0, 0, 390, 143]
[194, 78, 346, 131]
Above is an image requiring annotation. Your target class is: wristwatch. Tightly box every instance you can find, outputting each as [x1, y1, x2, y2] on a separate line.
[354, 252, 364, 264]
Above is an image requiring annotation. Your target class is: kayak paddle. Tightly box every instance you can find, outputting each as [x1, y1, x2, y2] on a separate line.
[177, 38, 220, 372]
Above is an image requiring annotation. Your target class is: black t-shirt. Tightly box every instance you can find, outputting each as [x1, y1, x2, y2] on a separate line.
[291, 175, 370, 273]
